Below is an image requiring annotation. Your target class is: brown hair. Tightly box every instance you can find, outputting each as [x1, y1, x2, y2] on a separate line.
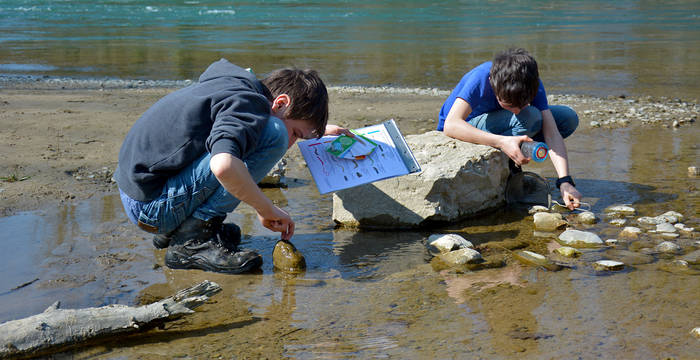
[489, 48, 540, 109]
[262, 68, 329, 138]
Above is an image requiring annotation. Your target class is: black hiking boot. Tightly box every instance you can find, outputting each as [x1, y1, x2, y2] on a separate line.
[164, 217, 261, 274]
[152, 216, 242, 250]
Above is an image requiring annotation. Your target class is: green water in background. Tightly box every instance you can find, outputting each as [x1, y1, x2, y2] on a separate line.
[1, 0, 699, 98]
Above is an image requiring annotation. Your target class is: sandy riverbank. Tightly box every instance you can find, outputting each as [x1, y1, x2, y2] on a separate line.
[0, 87, 697, 216]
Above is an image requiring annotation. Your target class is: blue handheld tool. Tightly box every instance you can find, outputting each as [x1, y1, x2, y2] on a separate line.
[520, 141, 548, 162]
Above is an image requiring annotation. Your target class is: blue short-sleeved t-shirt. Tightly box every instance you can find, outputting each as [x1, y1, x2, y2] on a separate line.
[437, 61, 549, 131]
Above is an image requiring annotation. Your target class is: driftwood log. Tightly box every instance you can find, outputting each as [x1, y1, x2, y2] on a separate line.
[0, 280, 221, 359]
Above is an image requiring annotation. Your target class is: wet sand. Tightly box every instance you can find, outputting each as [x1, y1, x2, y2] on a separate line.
[0, 87, 698, 358]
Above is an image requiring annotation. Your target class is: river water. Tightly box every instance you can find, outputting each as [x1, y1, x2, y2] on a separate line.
[1, 0, 700, 99]
[0, 110, 697, 358]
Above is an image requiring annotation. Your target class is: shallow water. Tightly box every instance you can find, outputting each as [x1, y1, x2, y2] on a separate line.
[0, 121, 697, 358]
[1, 0, 700, 99]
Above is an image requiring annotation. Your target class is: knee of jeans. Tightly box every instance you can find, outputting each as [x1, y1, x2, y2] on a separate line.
[556, 107, 579, 138]
[519, 106, 542, 136]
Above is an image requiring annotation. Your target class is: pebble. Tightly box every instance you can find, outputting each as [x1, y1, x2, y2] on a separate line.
[557, 229, 604, 247]
[438, 247, 483, 266]
[619, 226, 643, 239]
[577, 211, 597, 224]
[655, 223, 677, 233]
[553, 246, 581, 258]
[659, 232, 680, 239]
[604, 205, 636, 217]
[692, 327, 700, 339]
[609, 218, 627, 227]
[605, 239, 619, 246]
[592, 260, 625, 271]
[655, 241, 682, 254]
[674, 223, 695, 232]
[681, 249, 700, 265]
[427, 234, 474, 255]
[528, 205, 550, 214]
[689, 166, 699, 177]
[534, 212, 567, 232]
[272, 240, 306, 273]
[513, 250, 561, 271]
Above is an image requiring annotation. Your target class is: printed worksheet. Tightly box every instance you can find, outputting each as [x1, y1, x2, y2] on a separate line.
[298, 122, 416, 194]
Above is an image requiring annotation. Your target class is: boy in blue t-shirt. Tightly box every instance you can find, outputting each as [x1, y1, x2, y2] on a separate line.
[438, 48, 582, 210]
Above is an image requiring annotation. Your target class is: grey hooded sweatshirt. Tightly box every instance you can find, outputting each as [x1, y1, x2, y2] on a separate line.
[114, 59, 272, 202]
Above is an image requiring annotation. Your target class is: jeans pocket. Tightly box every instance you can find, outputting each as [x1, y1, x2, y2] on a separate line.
[169, 192, 188, 225]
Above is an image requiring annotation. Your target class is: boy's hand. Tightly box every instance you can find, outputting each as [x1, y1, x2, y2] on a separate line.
[324, 124, 354, 137]
[560, 182, 582, 210]
[257, 206, 295, 240]
[499, 135, 532, 166]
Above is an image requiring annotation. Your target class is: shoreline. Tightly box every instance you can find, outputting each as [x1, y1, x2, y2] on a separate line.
[0, 86, 697, 216]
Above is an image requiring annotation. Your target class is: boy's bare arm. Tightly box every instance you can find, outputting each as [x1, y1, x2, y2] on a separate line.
[444, 98, 530, 165]
[210, 152, 294, 239]
[541, 109, 581, 209]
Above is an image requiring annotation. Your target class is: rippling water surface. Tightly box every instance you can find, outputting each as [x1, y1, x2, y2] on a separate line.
[1, 0, 699, 98]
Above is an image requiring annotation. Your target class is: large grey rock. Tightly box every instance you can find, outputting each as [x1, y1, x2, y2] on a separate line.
[332, 131, 508, 228]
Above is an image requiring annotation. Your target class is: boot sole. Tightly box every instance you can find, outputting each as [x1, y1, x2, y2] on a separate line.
[165, 251, 262, 274]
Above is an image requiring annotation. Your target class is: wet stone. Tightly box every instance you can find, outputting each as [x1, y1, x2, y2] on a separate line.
[528, 205, 549, 214]
[438, 247, 483, 266]
[689, 166, 699, 177]
[427, 234, 473, 255]
[513, 250, 561, 271]
[605, 239, 619, 246]
[577, 211, 597, 225]
[534, 212, 567, 232]
[692, 327, 700, 338]
[592, 260, 625, 271]
[655, 223, 678, 233]
[681, 249, 700, 265]
[272, 240, 306, 273]
[675, 223, 695, 233]
[557, 229, 604, 248]
[609, 218, 627, 227]
[604, 205, 636, 217]
[553, 246, 581, 258]
[619, 226, 643, 239]
[659, 232, 680, 239]
[658, 260, 700, 275]
[605, 249, 655, 265]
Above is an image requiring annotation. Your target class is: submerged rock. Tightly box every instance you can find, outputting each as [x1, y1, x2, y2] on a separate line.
[534, 212, 567, 232]
[604, 205, 636, 217]
[681, 249, 700, 265]
[513, 250, 561, 271]
[576, 211, 597, 225]
[427, 234, 474, 255]
[438, 247, 483, 266]
[553, 246, 582, 258]
[592, 260, 625, 271]
[557, 229, 604, 247]
[609, 218, 627, 227]
[605, 249, 654, 265]
[272, 240, 306, 273]
[658, 260, 700, 275]
[332, 131, 509, 229]
[619, 226, 643, 239]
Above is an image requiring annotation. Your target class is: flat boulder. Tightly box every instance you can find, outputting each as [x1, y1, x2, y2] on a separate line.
[332, 131, 508, 228]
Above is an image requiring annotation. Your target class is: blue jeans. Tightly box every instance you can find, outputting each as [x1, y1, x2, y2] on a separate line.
[468, 105, 578, 141]
[119, 116, 288, 234]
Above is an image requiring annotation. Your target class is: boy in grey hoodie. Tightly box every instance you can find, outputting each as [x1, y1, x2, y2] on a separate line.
[115, 58, 350, 273]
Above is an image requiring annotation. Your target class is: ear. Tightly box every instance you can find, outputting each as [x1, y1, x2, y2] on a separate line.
[271, 94, 291, 112]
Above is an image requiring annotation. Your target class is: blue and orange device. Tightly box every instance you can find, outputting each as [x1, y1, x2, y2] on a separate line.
[520, 141, 548, 162]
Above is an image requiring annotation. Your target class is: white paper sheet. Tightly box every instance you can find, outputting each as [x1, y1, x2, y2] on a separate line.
[298, 123, 410, 194]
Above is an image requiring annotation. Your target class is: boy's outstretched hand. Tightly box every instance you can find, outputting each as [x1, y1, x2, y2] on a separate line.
[257, 206, 295, 240]
[560, 182, 582, 210]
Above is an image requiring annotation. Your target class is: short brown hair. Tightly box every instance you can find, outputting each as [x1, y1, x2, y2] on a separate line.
[262, 68, 328, 138]
[489, 48, 540, 109]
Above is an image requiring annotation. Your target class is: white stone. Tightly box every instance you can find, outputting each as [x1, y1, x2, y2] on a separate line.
[619, 227, 643, 239]
[593, 260, 625, 271]
[691, 327, 700, 338]
[656, 223, 677, 233]
[333, 131, 509, 228]
[528, 205, 549, 214]
[655, 241, 682, 254]
[609, 218, 627, 227]
[637, 216, 665, 226]
[557, 229, 604, 247]
[438, 247, 483, 266]
[661, 211, 684, 222]
[427, 234, 473, 254]
[534, 212, 567, 232]
[605, 239, 619, 246]
[553, 246, 582, 258]
[659, 232, 680, 239]
[604, 205, 636, 216]
[577, 211, 597, 224]
[675, 223, 695, 232]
